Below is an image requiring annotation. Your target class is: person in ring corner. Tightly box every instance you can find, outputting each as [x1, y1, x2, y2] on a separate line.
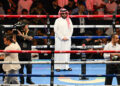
[54, 8, 73, 72]
[3, 34, 21, 84]
[103, 34, 120, 85]
[16, 20, 34, 84]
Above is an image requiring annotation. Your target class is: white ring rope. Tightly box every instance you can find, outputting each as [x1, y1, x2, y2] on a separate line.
[0, 60, 120, 64]
[3, 25, 120, 28]
[32, 45, 104, 49]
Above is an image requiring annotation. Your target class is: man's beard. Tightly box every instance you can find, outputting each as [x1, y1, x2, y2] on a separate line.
[61, 16, 67, 19]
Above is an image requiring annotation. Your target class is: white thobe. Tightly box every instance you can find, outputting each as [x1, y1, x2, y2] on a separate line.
[54, 17, 73, 70]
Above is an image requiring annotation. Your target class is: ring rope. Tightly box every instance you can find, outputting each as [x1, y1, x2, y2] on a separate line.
[0, 84, 51, 86]
[0, 15, 120, 18]
[0, 61, 120, 64]
[0, 74, 119, 77]
[0, 50, 120, 53]
[32, 45, 104, 49]
[34, 36, 111, 39]
[0, 85, 116, 86]
[3, 25, 120, 28]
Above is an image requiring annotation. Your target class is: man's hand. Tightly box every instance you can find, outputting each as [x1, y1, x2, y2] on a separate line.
[17, 30, 23, 36]
[111, 53, 119, 57]
[62, 37, 68, 41]
[110, 53, 119, 61]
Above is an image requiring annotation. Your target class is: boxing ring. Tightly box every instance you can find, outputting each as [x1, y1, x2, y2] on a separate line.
[0, 14, 120, 86]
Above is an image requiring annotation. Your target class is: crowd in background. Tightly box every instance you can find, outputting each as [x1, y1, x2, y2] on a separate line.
[0, 0, 120, 59]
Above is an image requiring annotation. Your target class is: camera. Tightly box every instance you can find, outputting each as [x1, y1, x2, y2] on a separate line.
[0, 25, 5, 34]
[13, 22, 26, 34]
[112, 56, 118, 61]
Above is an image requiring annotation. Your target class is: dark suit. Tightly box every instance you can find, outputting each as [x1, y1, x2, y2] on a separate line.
[17, 30, 34, 83]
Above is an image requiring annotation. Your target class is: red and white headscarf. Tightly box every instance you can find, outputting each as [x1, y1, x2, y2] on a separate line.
[58, 8, 70, 29]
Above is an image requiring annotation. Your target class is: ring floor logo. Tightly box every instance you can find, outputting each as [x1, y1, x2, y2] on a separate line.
[58, 77, 105, 84]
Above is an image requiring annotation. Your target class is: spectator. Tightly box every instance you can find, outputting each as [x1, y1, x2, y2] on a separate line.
[0, 1, 5, 23]
[93, 29, 106, 59]
[19, 9, 30, 22]
[1, 0, 11, 14]
[86, 0, 94, 14]
[17, 0, 33, 14]
[21, 9, 29, 15]
[35, 30, 47, 45]
[30, 2, 47, 25]
[81, 31, 94, 59]
[104, 0, 117, 21]
[71, 2, 88, 45]
[48, 0, 61, 25]
[105, 0, 117, 14]
[64, 0, 77, 14]
[48, 0, 61, 15]
[0, 1, 5, 15]
[1, 0, 18, 14]
[93, 0, 106, 15]
[94, 29, 105, 45]
[105, 27, 114, 36]
[4, 9, 18, 24]
[9, 0, 18, 14]
[58, 0, 68, 7]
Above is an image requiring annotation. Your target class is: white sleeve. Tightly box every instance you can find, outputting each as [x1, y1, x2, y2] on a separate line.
[66, 19, 73, 39]
[54, 19, 64, 40]
[103, 44, 110, 60]
[4, 47, 10, 56]
[15, 42, 21, 50]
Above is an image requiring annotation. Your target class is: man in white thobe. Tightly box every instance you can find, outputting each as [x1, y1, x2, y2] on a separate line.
[54, 8, 73, 72]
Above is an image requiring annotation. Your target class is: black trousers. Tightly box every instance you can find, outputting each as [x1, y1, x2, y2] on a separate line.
[105, 64, 120, 85]
[0, 59, 5, 81]
[19, 53, 32, 82]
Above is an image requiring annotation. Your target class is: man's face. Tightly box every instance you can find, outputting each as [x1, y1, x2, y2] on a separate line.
[116, 28, 120, 35]
[4, 38, 9, 45]
[52, 0, 58, 6]
[60, 13, 67, 19]
[22, 11, 28, 15]
[78, 4, 85, 12]
[23, 24, 28, 32]
[113, 35, 119, 43]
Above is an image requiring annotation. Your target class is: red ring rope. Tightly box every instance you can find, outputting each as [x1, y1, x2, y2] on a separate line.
[0, 15, 120, 18]
[0, 50, 119, 53]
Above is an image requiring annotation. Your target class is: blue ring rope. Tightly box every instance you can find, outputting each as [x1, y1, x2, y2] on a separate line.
[0, 74, 119, 77]
[34, 36, 111, 39]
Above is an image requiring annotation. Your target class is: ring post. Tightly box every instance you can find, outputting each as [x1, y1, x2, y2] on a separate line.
[50, 50, 54, 86]
[112, 13, 116, 33]
[80, 52, 88, 80]
[47, 14, 51, 49]
[47, 15, 54, 86]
